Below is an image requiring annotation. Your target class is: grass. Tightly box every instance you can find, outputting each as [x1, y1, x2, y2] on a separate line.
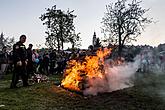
[0, 72, 165, 110]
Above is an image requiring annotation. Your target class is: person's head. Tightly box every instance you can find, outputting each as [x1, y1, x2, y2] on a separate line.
[33, 49, 36, 52]
[28, 44, 33, 49]
[19, 35, 26, 43]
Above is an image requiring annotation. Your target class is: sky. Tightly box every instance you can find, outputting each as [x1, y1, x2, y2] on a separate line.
[0, 0, 165, 49]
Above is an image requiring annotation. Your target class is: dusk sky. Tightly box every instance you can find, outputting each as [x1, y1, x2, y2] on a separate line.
[0, 0, 165, 49]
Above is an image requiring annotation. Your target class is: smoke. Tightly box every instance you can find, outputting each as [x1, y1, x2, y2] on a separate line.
[138, 48, 165, 74]
[83, 76, 108, 96]
[83, 56, 140, 96]
[83, 47, 165, 98]
[106, 57, 140, 92]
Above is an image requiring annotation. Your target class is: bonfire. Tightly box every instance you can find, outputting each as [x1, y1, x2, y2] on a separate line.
[61, 48, 112, 92]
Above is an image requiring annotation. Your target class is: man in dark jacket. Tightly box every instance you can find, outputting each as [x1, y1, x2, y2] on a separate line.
[10, 35, 29, 88]
[26, 44, 33, 78]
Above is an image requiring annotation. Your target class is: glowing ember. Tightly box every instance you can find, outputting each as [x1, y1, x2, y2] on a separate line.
[61, 48, 112, 92]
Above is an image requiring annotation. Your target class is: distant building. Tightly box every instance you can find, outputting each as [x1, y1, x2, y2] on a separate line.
[92, 32, 97, 46]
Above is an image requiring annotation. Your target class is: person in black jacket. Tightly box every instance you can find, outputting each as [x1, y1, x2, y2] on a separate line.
[26, 44, 33, 78]
[10, 35, 29, 88]
[49, 49, 56, 74]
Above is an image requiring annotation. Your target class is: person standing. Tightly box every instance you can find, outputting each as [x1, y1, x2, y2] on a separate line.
[42, 52, 49, 75]
[0, 46, 9, 79]
[32, 49, 39, 73]
[49, 49, 57, 74]
[10, 35, 29, 88]
[26, 44, 33, 78]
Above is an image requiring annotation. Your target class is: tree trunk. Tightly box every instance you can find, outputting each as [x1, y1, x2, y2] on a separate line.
[72, 43, 74, 49]
[118, 36, 122, 57]
[118, 23, 122, 57]
[57, 36, 60, 52]
[56, 32, 60, 52]
[60, 21, 63, 50]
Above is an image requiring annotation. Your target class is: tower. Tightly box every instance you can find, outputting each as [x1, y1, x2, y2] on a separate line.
[92, 32, 96, 46]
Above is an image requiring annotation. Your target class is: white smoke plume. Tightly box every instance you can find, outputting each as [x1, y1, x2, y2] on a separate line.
[83, 56, 140, 96]
[83, 47, 165, 97]
[106, 57, 140, 92]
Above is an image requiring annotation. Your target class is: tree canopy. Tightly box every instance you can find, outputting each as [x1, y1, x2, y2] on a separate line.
[40, 5, 81, 51]
[102, 0, 152, 56]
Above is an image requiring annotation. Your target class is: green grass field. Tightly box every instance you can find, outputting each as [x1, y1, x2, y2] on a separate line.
[0, 73, 165, 110]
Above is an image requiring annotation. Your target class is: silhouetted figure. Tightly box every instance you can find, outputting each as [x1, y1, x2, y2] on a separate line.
[26, 44, 33, 78]
[49, 49, 56, 74]
[10, 35, 29, 88]
[0, 46, 9, 79]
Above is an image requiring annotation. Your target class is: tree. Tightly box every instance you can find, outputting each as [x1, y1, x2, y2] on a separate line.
[94, 37, 102, 48]
[68, 32, 81, 49]
[40, 5, 80, 51]
[0, 32, 15, 50]
[102, 0, 152, 56]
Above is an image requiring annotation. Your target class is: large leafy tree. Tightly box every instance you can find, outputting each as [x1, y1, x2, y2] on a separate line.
[0, 32, 15, 50]
[40, 5, 80, 51]
[102, 0, 152, 56]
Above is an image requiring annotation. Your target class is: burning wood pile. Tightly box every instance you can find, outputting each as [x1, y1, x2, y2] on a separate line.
[61, 48, 112, 93]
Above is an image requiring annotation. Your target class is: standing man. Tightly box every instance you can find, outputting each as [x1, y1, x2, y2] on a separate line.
[49, 49, 57, 75]
[26, 44, 33, 78]
[10, 35, 29, 88]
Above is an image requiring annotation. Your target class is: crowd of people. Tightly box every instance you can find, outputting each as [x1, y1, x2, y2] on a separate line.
[138, 49, 165, 73]
[0, 34, 92, 88]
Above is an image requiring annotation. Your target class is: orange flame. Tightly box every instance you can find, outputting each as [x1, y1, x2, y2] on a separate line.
[61, 48, 112, 91]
